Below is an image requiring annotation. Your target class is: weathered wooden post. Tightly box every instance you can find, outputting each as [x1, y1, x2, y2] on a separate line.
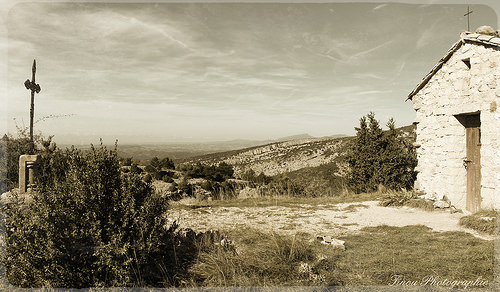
[19, 60, 41, 193]
[24, 59, 41, 154]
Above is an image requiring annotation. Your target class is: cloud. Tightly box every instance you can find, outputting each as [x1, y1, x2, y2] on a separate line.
[373, 4, 388, 11]
[6, 2, 485, 143]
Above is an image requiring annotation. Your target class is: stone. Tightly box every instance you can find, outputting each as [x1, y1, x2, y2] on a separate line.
[318, 236, 346, 250]
[476, 26, 497, 36]
[18, 154, 40, 193]
[419, 192, 444, 201]
[411, 32, 500, 212]
[0, 191, 13, 204]
[433, 200, 451, 209]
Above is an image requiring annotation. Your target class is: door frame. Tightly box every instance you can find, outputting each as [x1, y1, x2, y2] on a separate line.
[455, 112, 481, 212]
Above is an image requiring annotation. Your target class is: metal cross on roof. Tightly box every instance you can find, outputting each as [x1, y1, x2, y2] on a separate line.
[24, 59, 41, 154]
[464, 6, 473, 32]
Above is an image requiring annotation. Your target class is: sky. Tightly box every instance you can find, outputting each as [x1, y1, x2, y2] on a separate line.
[1, 0, 499, 144]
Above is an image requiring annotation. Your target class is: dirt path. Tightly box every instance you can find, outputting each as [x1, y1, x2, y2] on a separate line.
[170, 201, 495, 240]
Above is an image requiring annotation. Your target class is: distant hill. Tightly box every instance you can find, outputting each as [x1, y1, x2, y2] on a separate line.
[105, 133, 345, 163]
[183, 125, 416, 177]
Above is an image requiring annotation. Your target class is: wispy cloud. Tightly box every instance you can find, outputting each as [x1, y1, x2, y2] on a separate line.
[5, 2, 488, 143]
[373, 4, 388, 11]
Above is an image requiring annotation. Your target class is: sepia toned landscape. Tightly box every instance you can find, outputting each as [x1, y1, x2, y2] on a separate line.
[0, 1, 499, 290]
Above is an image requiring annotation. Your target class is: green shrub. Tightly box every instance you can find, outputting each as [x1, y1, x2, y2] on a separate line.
[262, 175, 304, 197]
[144, 164, 157, 173]
[160, 157, 175, 170]
[240, 169, 272, 185]
[180, 162, 234, 182]
[130, 162, 142, 174]
[2, 143, 185, 287]
[143, 173, 153, 183]
[177, 178, 192, 197]
[120, 157, 133, 166]
[346, 113, 417, 193]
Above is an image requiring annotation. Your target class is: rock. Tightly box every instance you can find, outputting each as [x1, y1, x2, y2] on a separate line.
[476, 26, 497, 36]
[419, 192, 444, 201]
[317, 235, 345, 250]
[450, 206, 463, 214]
[433, 200, 451, 209]
[0, 191, 13, 204]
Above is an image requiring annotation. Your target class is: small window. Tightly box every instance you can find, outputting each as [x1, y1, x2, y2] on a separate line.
[462, 58, 471, 69]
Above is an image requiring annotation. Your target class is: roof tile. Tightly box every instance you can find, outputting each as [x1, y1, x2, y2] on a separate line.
[408, 32, 500, 101]
[466, 33, 481, 39]
[478, 34, 495, 41]
[490, 37, 500, 44]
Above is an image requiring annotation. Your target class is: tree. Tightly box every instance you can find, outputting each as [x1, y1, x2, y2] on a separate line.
[346, 112, 417, 193]
[150, 156, 161, 170]
[160, 157, 175, 170]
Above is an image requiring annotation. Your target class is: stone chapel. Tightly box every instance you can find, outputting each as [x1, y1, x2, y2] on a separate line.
[407, 26, 500, 212]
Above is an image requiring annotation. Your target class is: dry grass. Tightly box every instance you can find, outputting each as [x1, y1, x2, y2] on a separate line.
[459, 209, 498, 235]
[186, 225, 494, 287]
[342, 203, 369, 212]
[178, 192, 381, 210]
[404, 198, 436, 211]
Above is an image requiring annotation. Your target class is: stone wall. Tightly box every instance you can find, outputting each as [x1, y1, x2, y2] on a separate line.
[412, 41, 500, 210]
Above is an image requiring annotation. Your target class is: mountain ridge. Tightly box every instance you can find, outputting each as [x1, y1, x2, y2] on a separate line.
[182, 124, 416, 177]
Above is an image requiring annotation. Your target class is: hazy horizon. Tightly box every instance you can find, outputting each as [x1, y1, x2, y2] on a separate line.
[2, 1, 499, 145]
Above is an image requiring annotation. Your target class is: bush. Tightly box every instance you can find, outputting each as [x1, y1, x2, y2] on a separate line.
[177, 178, 192, 197]
[143, 173, 153, 183]
[149, 156, 175, 170]
[240, 169, 272, 185]
[379, 189, 419, 207]
[144, 164, 157, 173]
[346, 113, 417, 193]
[130, 162, 142, 174]
[2, 143, 185, 287]
[180, 162, 234, 182]
[160, 157, 175, 170]
[262, 175, 304, 197]
[120, 157, 133, 166]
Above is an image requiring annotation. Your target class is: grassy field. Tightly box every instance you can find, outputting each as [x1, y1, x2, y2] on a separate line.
[170, 193, 496, 288]
[187, 225, 494, 287]
[172, 192, 382, 210]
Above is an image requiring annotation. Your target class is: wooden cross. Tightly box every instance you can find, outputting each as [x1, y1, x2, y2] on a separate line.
[24, 59, 41, 154]
[464, 6, 473, 32]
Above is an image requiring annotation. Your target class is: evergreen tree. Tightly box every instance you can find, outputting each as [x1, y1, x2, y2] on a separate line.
[346, 113, 416, 193]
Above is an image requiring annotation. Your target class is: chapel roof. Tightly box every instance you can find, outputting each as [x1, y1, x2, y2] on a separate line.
[407, 27, 500, 101]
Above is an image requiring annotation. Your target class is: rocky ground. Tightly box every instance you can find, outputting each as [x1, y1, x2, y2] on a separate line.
[170, 200, 495, 241]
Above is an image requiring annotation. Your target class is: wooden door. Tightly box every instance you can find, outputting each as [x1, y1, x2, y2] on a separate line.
[463, 114, 481, 213]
